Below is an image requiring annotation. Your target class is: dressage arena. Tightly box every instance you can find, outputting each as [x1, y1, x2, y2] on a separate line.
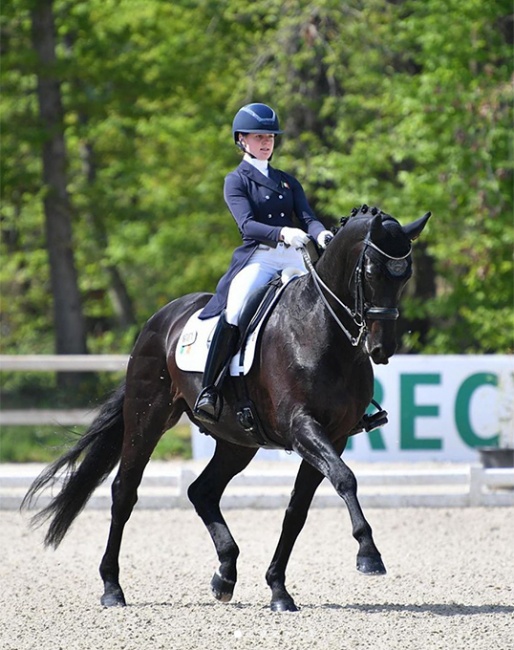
[1, 461, 513, 650]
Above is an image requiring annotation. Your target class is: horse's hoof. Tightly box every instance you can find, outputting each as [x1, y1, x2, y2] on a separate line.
[270, 593, 299, 612]
[357, 555, 387, 575]
[101, 584, 126, 607]
[211, 572, 235, 603]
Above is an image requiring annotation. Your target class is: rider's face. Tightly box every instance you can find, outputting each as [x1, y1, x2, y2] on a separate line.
[240, 133, 275, 161]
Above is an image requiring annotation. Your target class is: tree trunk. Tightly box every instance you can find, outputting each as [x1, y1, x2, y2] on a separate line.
[79, 139, 137, 329]
[30, 0, 88, 359]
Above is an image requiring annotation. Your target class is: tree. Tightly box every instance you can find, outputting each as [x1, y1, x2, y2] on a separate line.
[1, 0, 512, 359]
[236, 0, 513, 352]
[30, 0, 88, 357]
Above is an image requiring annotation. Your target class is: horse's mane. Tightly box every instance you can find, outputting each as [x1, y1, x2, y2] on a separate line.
[338, 204, 395, 227]
[336, 204, 410, 258]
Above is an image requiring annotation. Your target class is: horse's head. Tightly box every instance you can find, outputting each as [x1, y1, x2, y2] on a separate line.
[320, 204, 431, 364]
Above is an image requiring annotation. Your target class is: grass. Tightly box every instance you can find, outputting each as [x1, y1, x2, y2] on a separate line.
[0, 423, 192, 463]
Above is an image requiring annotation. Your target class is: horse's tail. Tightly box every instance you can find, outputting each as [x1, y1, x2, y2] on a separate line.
[21, 384, 126, 549]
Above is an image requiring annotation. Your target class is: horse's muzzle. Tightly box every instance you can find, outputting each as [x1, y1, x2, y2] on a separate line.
[365, 307, 399, 321]
[367, 341, 394, 365]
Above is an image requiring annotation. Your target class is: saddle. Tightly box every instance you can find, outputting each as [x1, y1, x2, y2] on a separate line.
[237, 275, 282, 341]
[175, 267, 304, 377]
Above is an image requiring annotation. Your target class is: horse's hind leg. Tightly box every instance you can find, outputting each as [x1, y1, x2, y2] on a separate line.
[99, 386, 182, 607]
[187, 439, 257, 603]
[266, 459, 327, 612]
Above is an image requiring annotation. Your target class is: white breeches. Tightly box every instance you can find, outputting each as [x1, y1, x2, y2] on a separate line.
[225, 243, 307, 325]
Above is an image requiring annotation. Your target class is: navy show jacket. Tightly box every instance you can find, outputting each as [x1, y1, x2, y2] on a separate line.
[199, 159, 326, 319]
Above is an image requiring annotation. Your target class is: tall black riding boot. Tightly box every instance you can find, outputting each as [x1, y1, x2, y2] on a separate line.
[193, 313, 239, 423]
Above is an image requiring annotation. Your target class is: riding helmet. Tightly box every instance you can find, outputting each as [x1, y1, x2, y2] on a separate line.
[232, 103, 283, 143]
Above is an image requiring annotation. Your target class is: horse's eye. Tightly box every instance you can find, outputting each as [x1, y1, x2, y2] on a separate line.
[386, 259, 409, 276]
[364, 259, 376, 279]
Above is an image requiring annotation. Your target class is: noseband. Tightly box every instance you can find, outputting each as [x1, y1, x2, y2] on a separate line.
[301, 234, 411, 347]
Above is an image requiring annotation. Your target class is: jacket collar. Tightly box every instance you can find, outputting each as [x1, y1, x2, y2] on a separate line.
[238, 160, 282, 193]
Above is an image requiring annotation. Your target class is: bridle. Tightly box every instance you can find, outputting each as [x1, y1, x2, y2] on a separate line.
[301, 234, 412, 347]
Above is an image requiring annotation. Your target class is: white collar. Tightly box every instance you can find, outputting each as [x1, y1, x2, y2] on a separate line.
[244, 153, 269, 177]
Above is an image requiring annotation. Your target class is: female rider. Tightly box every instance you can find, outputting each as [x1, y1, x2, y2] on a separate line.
[193, 103, 333, 422]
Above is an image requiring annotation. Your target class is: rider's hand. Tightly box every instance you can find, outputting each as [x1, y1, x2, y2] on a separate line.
[280, 227, 310, 248]
[317, 230, 334, 249]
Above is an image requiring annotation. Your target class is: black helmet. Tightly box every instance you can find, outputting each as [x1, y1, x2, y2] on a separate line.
[232, 103, 283, 143]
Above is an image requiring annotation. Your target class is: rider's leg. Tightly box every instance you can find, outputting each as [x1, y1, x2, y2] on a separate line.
[194, 257, 274, 422]
[193, 311, 239, 421]
[225, 252, 278, 325]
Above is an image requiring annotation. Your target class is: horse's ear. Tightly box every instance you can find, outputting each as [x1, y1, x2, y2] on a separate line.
[369, 213, 385, 240]
[403, 212, 431, 241]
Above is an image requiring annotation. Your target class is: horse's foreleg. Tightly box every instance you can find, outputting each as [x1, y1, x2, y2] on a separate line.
[187, 439, 257, 603]
[292, 417, 386, 577]
[266, 460, 326, 612]
[99, 395, 180, 607]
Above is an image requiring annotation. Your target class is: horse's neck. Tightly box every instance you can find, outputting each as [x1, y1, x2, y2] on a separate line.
[281, 270, 362, 361]
[315, 241, 355, 305]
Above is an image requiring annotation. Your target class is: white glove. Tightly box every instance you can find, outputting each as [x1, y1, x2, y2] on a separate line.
[317, 230, 334, 248]
[281, 227, 310, 248]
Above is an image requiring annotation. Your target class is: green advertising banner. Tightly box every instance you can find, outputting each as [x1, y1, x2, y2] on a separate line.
[342, 356, 513, 462]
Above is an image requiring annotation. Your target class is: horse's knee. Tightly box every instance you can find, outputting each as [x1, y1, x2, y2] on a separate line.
[333, 469, 357, 498]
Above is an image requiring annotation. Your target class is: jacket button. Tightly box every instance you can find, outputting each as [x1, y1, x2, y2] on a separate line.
[280, 213, 285, 217]
[279, 194, 283, 199]
[268, 214, 272, 218]
[265, 195, 270, 199]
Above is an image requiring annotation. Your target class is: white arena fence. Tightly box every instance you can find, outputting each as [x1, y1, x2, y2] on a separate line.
[0, 355, 128, 426]
[1, 462, 513, 510]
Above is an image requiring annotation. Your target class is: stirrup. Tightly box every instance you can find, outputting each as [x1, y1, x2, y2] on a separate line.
[193, 387, 222, 424]
[362, 409, 388, 432]
[349, 409, 388, 436]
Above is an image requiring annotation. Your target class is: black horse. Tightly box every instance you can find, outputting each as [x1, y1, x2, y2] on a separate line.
[23, 204, 430, 612]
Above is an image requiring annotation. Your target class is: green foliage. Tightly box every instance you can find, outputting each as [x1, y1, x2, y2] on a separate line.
[0, 423, 191, 462]
[0, 426, 75, 463]
[1, 0, 513, 361]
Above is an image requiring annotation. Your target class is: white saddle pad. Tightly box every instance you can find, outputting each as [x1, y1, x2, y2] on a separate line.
[175, 310, 262, 377]
[175, 268, 304, 376]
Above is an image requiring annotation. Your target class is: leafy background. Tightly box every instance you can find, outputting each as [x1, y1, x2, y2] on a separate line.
[0, 1, 512, 459]
[2, 0, 512, 355]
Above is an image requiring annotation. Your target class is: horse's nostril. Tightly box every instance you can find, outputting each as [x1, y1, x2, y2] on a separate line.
[369, 342, 395, 365]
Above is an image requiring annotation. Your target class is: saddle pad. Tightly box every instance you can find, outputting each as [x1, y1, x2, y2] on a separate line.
[175, 270, 302, 376]
[175, 311, 263, 376]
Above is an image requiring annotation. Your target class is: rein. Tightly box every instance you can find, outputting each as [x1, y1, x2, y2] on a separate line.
[301, 248, 366, 347]
[301, 233, 411, 347]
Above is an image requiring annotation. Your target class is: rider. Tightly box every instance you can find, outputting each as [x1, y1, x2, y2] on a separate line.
[193, 102, 334, 422]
